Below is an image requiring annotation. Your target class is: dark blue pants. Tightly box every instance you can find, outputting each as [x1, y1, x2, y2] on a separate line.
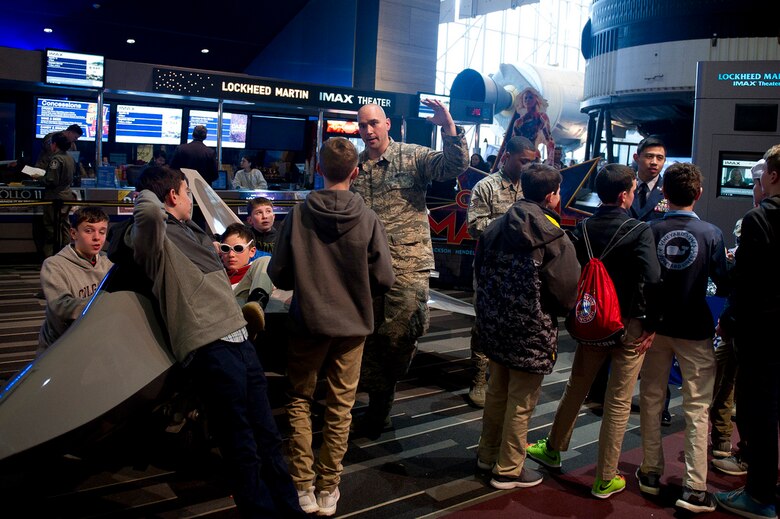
[188, 339, 305, 518]
[736, 354, 780, 505]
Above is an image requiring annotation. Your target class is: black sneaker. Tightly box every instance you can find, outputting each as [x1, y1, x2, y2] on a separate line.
[662, 410, 672, 426]
[490, 468, 544, 489]
[676, 487, 717, 513]
[635, 468, 661, 495]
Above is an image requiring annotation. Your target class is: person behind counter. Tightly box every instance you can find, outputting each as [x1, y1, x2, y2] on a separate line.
[233, 156, 268, 190]
[36, 124, 83, 170]
[42, 132, 77, 257]
[169, 125, 218, 184]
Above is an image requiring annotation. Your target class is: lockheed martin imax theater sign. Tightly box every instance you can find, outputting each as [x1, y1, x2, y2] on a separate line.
[153, 68, 407, 115]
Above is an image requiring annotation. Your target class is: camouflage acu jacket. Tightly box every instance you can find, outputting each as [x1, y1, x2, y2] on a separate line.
[467, 169, 522, 238]
[353, 130, 469, 273]
[474, 200, 579, 374]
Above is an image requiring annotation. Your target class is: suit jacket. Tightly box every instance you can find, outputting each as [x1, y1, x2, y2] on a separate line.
[630, 176, 666, 222]
[170, 140, 218, 183]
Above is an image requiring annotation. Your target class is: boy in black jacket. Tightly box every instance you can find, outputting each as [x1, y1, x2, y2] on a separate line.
[636, 162, 729, 513]
[474, 164, 579, 490]
[528, 164, 661, 499]
[268, 138, 395, 517]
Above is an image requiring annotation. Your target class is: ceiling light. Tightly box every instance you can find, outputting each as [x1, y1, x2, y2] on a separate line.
[126, 38, 135, 44]
[201, 48, 209, 54]
[43, 28, 53, 33]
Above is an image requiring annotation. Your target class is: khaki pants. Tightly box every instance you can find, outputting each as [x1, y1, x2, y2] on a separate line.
[548, 319, 645, 481]
[478, 361, 543, 477]
[639, 334, 715, 491]
[286, 335, 365, 492]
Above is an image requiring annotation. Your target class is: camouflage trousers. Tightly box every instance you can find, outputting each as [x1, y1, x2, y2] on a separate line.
[359, 270, 430, 394]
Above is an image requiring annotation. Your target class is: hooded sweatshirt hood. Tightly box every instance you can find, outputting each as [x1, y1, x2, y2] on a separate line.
[304, 190, 365, 239]
[498, 199, 564, 250]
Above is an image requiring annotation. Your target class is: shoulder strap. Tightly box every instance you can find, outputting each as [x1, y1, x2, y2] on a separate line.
[600, 218, 644, 260]
[581, 219, 594, 260]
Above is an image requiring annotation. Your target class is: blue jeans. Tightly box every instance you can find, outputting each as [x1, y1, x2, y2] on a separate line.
[188, 339, 305, 518]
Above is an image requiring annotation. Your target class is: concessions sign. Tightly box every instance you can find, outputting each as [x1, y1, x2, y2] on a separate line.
[153, 68, 410, 116]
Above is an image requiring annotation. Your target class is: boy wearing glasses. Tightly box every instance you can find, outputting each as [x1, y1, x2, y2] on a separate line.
[268, 138, 395, 516]
[219, 222, 273, 340]
[110, 166, 305, 518]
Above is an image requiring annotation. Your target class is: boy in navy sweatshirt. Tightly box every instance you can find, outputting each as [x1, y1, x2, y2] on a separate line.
[636, 162, 729, 513]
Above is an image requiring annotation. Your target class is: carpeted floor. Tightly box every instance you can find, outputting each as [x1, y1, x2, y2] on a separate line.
[446, 428, 750, 518]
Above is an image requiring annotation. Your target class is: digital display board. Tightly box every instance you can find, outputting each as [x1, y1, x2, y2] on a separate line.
[187, 110, 247, 149]
[115, 104, 183, 145]
[45, 49, 104, 88]
[325, 120, 360, 136]
[418, 92, 450, 118]
[717, 152, 762, 198]
[35, 98, 109, 142]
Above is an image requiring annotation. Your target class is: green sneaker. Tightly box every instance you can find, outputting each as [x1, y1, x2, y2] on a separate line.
[526, 437, 561, 468]
[592, 475, 626, 499]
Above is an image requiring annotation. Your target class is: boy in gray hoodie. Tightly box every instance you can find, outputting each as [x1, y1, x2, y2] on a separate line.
[268, 137, 395, 517]
[111, 166, 305, 519]
[38, 207, 113, 353]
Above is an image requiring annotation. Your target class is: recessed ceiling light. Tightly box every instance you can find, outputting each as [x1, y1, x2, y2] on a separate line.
[43, 28, 53, 33]
[126, 38, 135, 44]
[201, 48, 209, 54]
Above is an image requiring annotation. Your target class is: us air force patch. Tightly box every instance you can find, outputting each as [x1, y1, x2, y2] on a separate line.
[50, 159, 60, 169]
[657, 230, 698, 270]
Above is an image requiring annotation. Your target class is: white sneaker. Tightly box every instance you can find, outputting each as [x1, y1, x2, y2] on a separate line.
[316, 487, 340, 516]
[297, 486, 319, 514]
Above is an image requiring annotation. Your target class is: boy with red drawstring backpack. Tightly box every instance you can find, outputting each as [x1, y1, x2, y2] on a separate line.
[527, 164, 661, 499]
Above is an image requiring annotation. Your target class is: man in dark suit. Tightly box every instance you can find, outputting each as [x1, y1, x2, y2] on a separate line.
[631, 136, 667, 222]
[170, 125, 218, 184]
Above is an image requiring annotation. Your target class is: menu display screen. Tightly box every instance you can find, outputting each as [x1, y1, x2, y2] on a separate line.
[115, 104, 183, 145]
[188, 110, 247, 148]
[46, 49, 104, 88]
[35, 98, 109, 142]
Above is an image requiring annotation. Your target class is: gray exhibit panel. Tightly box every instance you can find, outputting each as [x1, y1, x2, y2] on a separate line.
[692, 60, 780, 246]
[0, 289, 174, 461]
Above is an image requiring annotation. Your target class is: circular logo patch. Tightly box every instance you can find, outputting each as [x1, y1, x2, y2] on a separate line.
[657, 229, 698, 270]
[576, 293, 597, 324]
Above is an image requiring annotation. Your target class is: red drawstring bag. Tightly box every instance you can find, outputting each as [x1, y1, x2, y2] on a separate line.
[566, 219, 643, 347]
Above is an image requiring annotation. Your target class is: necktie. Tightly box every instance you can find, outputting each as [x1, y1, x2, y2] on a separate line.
[637, 183, 648, 209]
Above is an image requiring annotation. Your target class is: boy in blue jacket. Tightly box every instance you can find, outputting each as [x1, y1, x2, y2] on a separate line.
[636, 162, 729, 513]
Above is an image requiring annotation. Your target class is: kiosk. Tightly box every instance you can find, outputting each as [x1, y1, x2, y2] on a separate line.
[691, 60, 780, 245]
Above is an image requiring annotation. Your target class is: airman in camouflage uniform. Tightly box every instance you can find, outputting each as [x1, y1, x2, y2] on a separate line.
[466, 136, 538, 407]
[35, 124, 82, 170]
[352, 101, 469, 436]
[42, 132, 76, 257]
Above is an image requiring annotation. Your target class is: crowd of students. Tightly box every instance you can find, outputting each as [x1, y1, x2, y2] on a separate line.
[34, 101, 779, 517]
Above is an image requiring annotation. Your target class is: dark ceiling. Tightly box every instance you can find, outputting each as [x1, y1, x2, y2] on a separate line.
[0, 0, 311, 73]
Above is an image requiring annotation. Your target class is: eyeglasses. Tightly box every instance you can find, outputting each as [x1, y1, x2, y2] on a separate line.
[220, 240, 254, 254]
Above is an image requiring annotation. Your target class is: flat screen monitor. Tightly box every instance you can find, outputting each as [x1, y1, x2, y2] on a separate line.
[188, 110, 247, 149]
[247, 115, 305, 151]
[418, 92, 450, 118]
[717, 151, 761, 198]
[35, 98, 110, 142]
[325, 119, 360, 136]
[115, 104, 182, 145]
[45, 49, 104, 88]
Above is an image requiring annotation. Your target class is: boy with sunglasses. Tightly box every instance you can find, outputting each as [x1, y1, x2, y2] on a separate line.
[268, 137, 395, 516]
[219, 222, 273, 341]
